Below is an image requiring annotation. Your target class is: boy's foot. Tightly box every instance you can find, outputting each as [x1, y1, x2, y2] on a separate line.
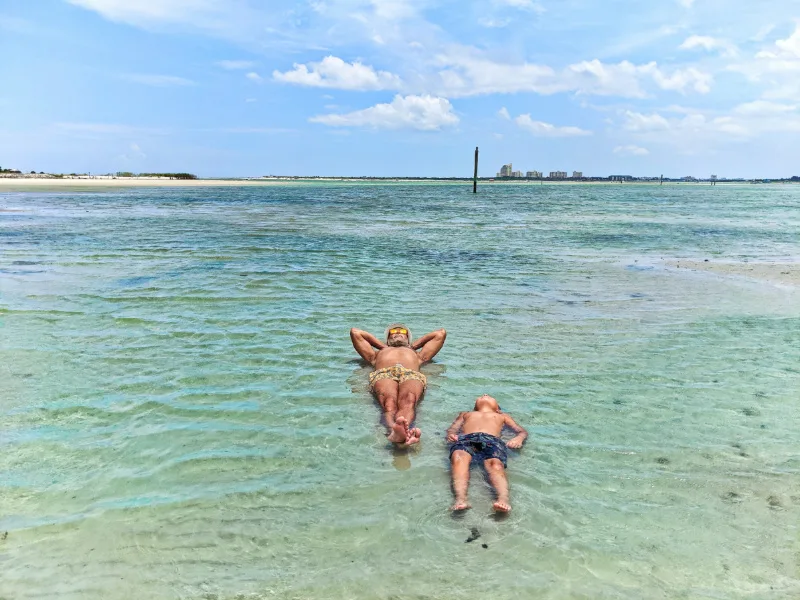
[492, 500, 511, 513]
[388, 417, 410, 444]
[451, 500, 471, 511]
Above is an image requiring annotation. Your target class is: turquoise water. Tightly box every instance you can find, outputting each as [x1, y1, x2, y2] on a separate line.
[1, 183, 799, 599]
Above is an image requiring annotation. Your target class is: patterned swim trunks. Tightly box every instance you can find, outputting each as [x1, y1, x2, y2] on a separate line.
[449, 432, 508, 468]
[369, 364, 427, 391]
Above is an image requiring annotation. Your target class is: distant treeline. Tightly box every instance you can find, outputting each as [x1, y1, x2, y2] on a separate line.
[116, 172, 197, 179]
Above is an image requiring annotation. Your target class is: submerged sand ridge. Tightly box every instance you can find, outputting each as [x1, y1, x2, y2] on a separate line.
[664, 259, 800, 287]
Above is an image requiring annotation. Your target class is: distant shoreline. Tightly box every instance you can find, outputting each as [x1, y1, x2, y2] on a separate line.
[1, 177, 795, 189]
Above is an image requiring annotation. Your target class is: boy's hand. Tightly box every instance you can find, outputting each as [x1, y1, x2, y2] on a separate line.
[446, 432, 459, 443]
[506, 437, 524, 449]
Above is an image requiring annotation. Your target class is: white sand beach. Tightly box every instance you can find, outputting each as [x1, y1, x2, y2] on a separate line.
[0, 177, 288, 188]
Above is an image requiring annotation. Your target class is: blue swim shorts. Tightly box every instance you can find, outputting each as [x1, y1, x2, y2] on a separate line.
[449, 432, 508, 468]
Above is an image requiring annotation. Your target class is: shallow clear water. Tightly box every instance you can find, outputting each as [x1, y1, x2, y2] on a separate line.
[1, 183, 799, 599]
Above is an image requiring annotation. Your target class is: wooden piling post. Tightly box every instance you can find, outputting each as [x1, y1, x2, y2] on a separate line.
[473, 146, 479, 193]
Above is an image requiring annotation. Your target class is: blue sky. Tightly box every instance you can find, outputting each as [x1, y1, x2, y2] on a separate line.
[1, 0, 799, 177]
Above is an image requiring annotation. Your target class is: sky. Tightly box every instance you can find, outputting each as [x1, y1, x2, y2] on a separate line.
[1, 0, 799, 177]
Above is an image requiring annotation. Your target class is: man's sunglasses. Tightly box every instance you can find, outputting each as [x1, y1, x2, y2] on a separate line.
[388, 328, 408, 335]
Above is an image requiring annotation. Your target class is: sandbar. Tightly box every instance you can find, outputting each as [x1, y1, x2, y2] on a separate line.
[664, 259, 800, 287]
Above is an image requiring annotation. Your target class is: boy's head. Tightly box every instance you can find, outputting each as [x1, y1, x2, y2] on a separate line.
[474, 394, 501, 412]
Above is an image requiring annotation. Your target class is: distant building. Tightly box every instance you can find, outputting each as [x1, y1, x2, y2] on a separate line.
[572, 171, 583, 178]
[549, 171, 567, 179]
[497, 163, 513, 177]
[511, 170, 523, 177]
[526, 170, 542, 178]
[610, 175, 633, 181]
[683, 175, 697, 181]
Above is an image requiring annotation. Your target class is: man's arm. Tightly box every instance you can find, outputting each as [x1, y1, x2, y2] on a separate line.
[503, 414, 528, 449]
[349, 328, 385, 365]
[413, 328, 447, 363]
[446, 412, 467, 442]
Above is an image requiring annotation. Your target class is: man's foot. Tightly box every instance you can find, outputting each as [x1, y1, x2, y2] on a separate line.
[387, 417, 410, 444]
[451, 500, 471, 512]
[492, 500, 511, 513]
[405, 427, 421, 446]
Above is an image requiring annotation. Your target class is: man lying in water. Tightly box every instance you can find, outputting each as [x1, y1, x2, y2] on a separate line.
[350, 324, 446, 447]
[446, 395, 527, 513]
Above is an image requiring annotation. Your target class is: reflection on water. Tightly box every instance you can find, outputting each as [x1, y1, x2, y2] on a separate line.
[1, 183, 799, 599]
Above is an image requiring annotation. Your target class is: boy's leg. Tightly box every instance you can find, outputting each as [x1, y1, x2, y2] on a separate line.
[484, 458, 511, 513]
[450, 449, 472, 511]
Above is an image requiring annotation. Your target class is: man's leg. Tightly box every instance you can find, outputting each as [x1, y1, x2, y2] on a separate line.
[450, 450, 472, 511]
[372, 379, 407, 444]
[397, 379, 425, 444]
[484, 458, 511, 513]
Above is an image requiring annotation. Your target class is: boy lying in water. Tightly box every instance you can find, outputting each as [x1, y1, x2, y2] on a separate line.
[446, 395, 527, 513]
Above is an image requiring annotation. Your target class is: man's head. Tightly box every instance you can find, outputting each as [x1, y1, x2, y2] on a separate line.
[385, 323, 412, 347]
[474, 394, 501, 412]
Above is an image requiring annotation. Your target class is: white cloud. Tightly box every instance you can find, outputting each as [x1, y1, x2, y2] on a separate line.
[647, 64, 712, 94]
[679, 35, 737, 57]
[122, 74, 195, 86]
[274, 56, 402, 91]
[497, 107, 510, 119]
[68, 0, 220, 24]
[309, 95, 459, 130]
[433, 49, 712, 98]
[66, 0, 328, 50]
[677, 0, 695, 7]
[122, 142, 147, 160]
[733, 100, 799, 115]
[621, 102, 800, 143]
[729, 24, 800, 100]
[216, 60, 255, 70]
[478, 18, 511, 28]
[245, 72, 263, 82]
[622, 111, 676, 131]
[613, 144, 649, 156]
[774, 24, 800, 57]
[752, 24, 776, 42]
[515, 114, 591, 137]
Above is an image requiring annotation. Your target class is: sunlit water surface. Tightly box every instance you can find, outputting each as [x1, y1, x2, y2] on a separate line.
[1, 183, 799, 599]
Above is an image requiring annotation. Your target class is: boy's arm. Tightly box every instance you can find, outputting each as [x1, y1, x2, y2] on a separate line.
[446, 412, 466, 442]
[413, 329, 447, 363]
[349, 328, 385, 365]
[504, 414, 528, 449]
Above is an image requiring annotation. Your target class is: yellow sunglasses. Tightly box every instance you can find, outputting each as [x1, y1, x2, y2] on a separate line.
[388, 328, 408, 335]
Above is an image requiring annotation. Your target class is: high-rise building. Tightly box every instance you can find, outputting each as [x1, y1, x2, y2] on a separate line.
[572, 171, 583, 178]
[526, 170, 542, 178]
[549, 171, 567, 179]
[511, 170, 522, 177]
[497, 163, 513, 177]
